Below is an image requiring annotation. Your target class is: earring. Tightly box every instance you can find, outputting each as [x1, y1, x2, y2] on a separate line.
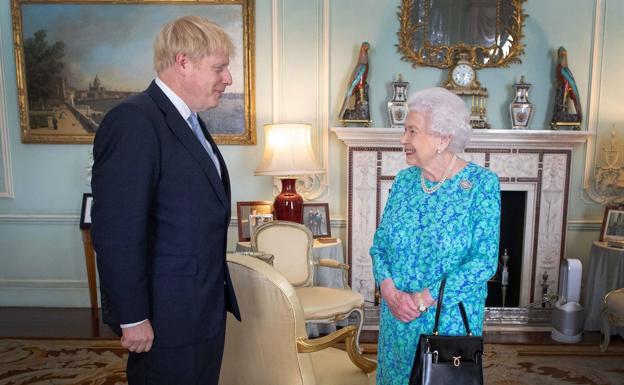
[436, 147, 443, 154]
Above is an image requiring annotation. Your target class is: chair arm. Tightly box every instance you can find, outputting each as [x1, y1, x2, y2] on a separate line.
[296, 325, 376, 374]
[315, 259, 351, 289]
[316, 258, 349, 270]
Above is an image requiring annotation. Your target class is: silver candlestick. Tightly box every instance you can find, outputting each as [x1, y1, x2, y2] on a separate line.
[501, 249, 510, 307]
[540, 271, 550, 307]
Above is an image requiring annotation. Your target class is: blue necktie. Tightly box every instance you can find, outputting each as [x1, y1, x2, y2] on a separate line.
[187, 114, 221, 177]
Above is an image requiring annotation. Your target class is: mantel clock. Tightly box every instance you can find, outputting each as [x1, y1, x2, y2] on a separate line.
[443, 53, 489, 129]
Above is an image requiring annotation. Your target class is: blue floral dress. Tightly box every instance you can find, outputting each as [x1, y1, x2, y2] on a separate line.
[370, 162, 500, 385]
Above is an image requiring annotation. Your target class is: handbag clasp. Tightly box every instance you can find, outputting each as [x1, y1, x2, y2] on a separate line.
[453, 356, 461, 367]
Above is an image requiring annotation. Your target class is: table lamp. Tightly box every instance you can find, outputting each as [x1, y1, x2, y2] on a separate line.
[254, 123, 323, 223]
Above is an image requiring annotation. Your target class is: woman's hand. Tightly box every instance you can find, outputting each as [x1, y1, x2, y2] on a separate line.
[380, 279, 421, 322]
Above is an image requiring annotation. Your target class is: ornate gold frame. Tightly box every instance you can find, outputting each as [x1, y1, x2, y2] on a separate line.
[11, 0, 255, 144]
[397, 0, 527, 69]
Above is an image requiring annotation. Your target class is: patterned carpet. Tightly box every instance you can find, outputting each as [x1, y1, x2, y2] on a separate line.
[483, 344, 624, 385]
[1, 339, 623, 385]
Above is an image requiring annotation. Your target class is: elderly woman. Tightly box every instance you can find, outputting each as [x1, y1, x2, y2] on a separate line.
[370, 87, 500, 385]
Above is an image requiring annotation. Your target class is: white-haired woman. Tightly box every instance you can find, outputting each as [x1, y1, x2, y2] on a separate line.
[370, 87, 501, 385]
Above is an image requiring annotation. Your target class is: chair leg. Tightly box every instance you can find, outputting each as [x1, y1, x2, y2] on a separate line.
[352, 307, 364, 353]
[600, 310, 611, 352]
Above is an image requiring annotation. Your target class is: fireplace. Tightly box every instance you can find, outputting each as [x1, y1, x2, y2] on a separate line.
[332, 127, 592, 327]
[488, 191, 527, 308]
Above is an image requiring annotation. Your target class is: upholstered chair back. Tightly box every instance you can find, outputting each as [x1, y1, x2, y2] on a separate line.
[219, 254, 316, 385]
[251, 220, 314, 287]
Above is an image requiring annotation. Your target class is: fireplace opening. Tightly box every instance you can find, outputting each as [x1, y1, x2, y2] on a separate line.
[486, 190, 527, 308]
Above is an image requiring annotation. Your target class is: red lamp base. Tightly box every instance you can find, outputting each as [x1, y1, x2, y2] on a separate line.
[273, 178, 303, 223]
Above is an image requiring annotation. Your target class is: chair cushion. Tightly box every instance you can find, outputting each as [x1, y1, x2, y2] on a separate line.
[606, 289, 624, 319]
[296, 287, 364, 320]
[310, 347, 375, 385]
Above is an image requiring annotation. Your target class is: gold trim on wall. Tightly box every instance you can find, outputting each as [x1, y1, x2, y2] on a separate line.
[396, 0, 527, 69]
[11, 0, 255, 144]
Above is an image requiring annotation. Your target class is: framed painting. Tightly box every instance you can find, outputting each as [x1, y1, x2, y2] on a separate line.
[303, 203, 331, 238]
[11, 0, 255, 144]
[600, 205, 624, 242]
[236, 201, 272, 242]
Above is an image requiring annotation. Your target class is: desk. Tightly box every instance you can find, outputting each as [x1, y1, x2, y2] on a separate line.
[235, 239, 346, 336]
[583, 241, 624, 337]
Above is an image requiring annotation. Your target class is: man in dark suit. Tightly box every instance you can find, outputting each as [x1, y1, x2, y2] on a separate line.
[91, 15, 240, 385]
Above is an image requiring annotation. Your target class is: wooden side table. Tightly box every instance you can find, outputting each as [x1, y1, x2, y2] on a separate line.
[81, 229, 98, 314]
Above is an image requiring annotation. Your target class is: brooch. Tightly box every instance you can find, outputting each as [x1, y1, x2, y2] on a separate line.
[460, 180, 472, 190]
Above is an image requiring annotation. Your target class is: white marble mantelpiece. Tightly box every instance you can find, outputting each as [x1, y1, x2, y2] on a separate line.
[332, 127, 593, 149]
[332, 127, 592, 320]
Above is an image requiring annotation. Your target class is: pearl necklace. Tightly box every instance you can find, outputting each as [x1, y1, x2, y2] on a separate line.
[420, 154, 457, 194]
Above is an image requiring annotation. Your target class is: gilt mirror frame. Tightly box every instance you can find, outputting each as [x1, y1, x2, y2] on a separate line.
[397, 0, 527, 69]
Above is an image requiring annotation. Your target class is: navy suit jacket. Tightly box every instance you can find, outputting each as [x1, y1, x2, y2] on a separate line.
[91, 81, 240, 348]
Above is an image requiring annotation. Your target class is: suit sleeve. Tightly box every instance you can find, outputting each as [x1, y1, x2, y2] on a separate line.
[91, 103, 160, 325]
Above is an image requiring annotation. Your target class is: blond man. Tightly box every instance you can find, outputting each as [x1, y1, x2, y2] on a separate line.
[91, 16, 240, 385]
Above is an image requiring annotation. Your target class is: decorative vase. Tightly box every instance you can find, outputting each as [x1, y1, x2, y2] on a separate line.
[509, 76, 534, 129]
[387, 74, 409, 128]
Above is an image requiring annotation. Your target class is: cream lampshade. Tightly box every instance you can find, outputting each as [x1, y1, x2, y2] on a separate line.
[254, 123, 323, 223]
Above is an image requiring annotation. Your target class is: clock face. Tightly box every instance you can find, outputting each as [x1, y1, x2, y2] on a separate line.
[452, 63, 475, 87]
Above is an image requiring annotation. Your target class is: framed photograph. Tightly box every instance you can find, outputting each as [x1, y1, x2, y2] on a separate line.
[600, 205, 624, 242]
[79, 193, 93, 229]
[11, 0, 255, 144]
[236, 201, 272, 242]
[303, 203, 331, 238]
[248, 213, 273, 237]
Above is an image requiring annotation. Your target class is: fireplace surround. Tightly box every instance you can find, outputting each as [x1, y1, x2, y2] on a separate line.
[333, 127, 592, 328]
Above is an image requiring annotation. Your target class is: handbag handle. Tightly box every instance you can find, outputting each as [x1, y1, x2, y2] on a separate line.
[432, 278, 472, 336]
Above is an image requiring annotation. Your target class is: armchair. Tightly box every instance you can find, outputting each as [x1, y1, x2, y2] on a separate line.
[220, 254, 375, 385]
[600, 288, 624, 351]
[250, 221, 365, 347]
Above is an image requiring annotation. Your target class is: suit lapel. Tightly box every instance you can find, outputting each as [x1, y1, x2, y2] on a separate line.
[199, 117, 231, 218]
[146, 82, 229, 210]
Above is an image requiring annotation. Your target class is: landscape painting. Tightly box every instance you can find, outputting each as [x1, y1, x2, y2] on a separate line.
[12, 0, 255, 144]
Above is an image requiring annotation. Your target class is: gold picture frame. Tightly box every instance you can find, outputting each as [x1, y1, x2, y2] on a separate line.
[11, 0, 255, 145]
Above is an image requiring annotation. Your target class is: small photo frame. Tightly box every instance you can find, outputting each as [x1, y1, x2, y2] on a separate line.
[249, 213, 273, 237]
[236, 201, 273, 241]
[79, 193, 93, 229]
[600, 205, 624, 242]
[303, 203, 331, 238]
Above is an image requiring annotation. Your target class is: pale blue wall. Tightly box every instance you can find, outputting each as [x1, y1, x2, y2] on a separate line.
[0, 0, 619, 306]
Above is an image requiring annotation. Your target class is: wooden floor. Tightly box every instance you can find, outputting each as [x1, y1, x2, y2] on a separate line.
[1, 307, 621, 348]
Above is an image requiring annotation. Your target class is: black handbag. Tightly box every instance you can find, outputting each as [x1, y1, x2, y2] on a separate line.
[408, 279, 484, 385]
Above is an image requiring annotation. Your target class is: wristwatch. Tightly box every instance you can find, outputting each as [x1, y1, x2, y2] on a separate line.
[416, 292, 427, 312]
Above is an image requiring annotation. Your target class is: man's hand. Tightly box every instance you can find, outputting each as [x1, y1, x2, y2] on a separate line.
[380, 279, 421, 322]
[121, 320, 154, 353]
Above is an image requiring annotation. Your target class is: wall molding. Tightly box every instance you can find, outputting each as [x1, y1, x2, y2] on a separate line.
[0, 20, 15, 198]
[0, 213, 78, 224]
[582, 0, 607, 203]
[0, 278, 87, 289]
[269, 0, 329, 200]
[0, 279, 93, 307]
[567, 219, 602, 232]
[230, 216, 346, 228]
